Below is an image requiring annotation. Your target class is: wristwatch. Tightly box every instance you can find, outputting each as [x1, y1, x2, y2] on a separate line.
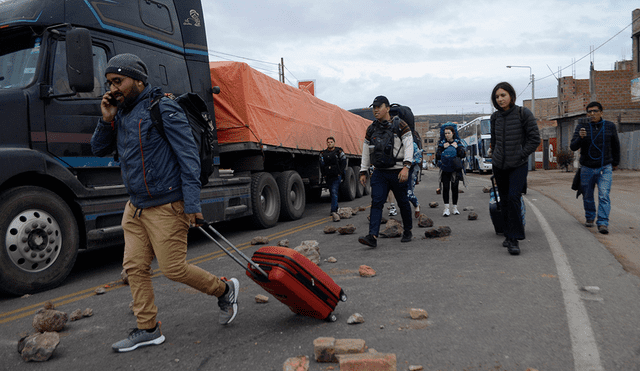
[404, 163, 411, 169]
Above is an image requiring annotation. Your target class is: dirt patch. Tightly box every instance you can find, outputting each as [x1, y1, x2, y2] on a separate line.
[517, 169, 640, 278]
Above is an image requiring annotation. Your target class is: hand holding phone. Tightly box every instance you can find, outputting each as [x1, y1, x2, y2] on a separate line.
[101, 92, 118, 123]
[105, 92, 118, 106]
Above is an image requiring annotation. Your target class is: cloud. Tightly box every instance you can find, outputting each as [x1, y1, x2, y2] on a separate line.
[203, 0, 638, 114]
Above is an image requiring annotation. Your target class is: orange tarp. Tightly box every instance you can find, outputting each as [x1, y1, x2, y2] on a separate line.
[210, 61, 370, 155]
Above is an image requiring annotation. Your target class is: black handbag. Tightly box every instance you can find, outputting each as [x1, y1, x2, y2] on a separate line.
[571, 167, 582, 198]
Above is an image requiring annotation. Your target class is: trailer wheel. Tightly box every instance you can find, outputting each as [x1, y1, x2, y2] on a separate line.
[339, 167, 356, 201]
[250, 172, 281, 229]
[352, 166, 365, 198]
[276, 171, 305, 221]
[0, 186, 79, 296]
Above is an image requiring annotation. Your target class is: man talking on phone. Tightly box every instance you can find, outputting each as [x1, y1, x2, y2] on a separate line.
[91, 53, 240, 352]
[570, 101, 620, 235]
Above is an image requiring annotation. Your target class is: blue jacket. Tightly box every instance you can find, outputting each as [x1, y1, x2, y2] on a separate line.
[91, 85, 202, 214]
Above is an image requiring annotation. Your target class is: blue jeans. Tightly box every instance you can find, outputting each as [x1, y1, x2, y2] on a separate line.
[493, 164, 528, 240]
[328, 175, 341, 213]
[580, 164, 612, 226]
[407, 165, 420, 208]
[369, 169, 412, 236]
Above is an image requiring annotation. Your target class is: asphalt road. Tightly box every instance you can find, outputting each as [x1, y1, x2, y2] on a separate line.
[1, 168, 639, 371]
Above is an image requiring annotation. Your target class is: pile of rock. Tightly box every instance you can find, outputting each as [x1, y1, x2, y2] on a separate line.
[17, 301, 94, 362]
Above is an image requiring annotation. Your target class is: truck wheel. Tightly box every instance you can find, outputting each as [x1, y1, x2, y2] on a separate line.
[339, 167, 356, 201]
[352, 166, 365, 198]
[0, 186, 79, 295]
[276, 171, 305, 221]
[250, 172, 281, 229]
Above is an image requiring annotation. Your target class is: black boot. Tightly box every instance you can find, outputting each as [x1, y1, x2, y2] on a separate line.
[507, 239, 520, 255]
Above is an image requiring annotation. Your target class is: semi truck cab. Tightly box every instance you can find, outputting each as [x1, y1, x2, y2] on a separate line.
[0, 0, 255, 295]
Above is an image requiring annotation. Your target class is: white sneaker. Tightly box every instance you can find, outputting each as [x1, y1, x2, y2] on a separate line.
[443, 208, 450, 217]
[452, 206, 460, 215]
[389, 206, 397, 216]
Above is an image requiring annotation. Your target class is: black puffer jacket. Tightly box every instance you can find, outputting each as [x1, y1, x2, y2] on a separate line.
[490, 106, 540, 170]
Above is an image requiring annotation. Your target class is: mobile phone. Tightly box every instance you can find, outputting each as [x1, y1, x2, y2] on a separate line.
[105, 92, 118, 106]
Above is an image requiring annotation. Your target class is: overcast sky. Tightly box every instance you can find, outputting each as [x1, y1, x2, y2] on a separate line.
[202, 1, 638, 116]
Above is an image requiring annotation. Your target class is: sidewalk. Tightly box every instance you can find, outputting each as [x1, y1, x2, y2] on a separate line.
[480, 168, 640, 277]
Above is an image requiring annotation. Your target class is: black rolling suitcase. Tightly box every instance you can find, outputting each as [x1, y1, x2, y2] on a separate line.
[489, 176, 525, 234]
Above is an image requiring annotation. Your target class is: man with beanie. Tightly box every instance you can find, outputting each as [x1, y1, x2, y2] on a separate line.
[91, 54, 240, 353]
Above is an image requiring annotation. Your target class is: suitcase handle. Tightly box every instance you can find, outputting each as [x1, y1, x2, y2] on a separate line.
[196, 220, 268, 279]
[490, 175, 501, 210]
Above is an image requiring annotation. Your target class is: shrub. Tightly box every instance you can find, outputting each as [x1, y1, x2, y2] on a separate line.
[556, 148, 575, 172]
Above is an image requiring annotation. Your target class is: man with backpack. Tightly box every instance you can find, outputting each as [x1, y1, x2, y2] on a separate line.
[358, 96, 414, 248]
[320, 137, 347, 216]
[91, 54, 240, 353]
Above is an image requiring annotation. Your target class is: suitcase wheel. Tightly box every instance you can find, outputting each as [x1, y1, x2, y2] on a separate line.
[340, 293, 348, 302]
[325, 314, 337, 322]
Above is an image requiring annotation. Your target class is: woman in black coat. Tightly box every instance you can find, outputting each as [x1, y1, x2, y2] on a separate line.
[489, 82, 540, 255]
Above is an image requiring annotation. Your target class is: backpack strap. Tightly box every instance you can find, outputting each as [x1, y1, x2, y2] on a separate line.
[148, 96, 168, 142]
[391, 116, 404, 159]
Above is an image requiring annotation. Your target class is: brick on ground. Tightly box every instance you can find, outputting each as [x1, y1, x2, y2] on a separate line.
[313, 337, 366, 363]
[337, 352, 397, 371]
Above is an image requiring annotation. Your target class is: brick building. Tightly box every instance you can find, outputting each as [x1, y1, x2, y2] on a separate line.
[551, 8, 640, 169]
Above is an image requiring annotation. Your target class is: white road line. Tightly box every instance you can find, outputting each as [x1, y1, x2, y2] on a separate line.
[526, 197, 604, 371]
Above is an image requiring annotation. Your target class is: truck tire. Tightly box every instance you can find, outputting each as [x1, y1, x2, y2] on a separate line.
[250, 172, 281, 229]
[0, 186, 79, 296]
[276, 171, 305, 221]
[352, 166, 365, 198]
[339, 167, 356, 201]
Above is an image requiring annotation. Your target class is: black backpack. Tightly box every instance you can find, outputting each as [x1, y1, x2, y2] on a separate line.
[369, 118, 403, 169]
[320, 147, 343, 178]
[390, 103, 422, 150]
[148, 92, 215, 186]
[389, 104, 415, 132]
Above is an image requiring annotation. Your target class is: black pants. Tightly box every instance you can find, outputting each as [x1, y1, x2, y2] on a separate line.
[493, 164, 527, 240]
[441, 171, 460, 205]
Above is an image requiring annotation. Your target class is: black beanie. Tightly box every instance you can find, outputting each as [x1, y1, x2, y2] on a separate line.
[105, 53, 148, 84]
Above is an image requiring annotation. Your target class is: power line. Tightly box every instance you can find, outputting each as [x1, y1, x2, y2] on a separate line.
[208, 49, 278, 66]
[536, 15, 640, 83]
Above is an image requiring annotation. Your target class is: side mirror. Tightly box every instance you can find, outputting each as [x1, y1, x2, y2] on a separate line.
[66, 28, 94, 93]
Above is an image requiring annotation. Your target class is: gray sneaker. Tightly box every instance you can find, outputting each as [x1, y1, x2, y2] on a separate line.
[218, 278, 239, 325]
[112, 322, 165, 353]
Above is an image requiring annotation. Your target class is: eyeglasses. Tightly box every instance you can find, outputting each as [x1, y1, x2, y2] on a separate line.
[104, 77, 129, 90]
[587, 109, 601, 114]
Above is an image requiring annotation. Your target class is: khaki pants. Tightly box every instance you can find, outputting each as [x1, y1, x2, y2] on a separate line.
[122, 201, 227, 329]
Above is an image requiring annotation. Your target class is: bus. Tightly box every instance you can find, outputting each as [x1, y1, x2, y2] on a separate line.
[458, 115, 492, 173]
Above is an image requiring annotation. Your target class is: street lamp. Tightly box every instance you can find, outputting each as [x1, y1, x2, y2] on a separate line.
[506, 65, 534, 117]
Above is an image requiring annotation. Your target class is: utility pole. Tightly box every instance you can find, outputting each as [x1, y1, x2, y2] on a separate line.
[279, 58, 285, 83]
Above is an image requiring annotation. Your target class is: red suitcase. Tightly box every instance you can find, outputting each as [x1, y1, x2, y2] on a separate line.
[198, 224, 347, 321]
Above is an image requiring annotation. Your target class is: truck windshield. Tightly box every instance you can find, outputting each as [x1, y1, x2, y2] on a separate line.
[0, 35, 41, 89]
